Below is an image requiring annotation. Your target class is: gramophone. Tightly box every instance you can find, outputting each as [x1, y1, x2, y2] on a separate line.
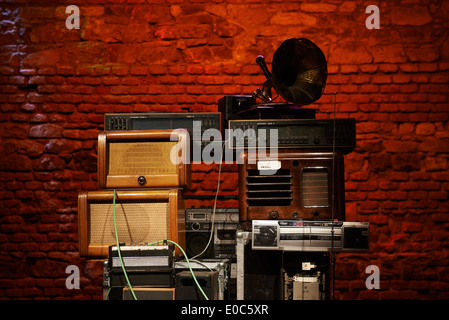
[254, 38, 328, 106]
[224, 38, 328, 121]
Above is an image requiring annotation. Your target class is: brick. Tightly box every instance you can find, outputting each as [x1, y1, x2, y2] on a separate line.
[384, 140, 419, 153]
[330, 43, 373, 64]
[419, 137, 449, 152]
[372, 74, 392, 84]
[403, 223, 423, 233]
[29, 124, 63, 138]
[300, 3, 337, 12]
[340, 65, 358, 74]
[392, 153, 423, 171]
[372, 44, 407, 63]
[32, 155, 66, 171]
[270, 12, 317, 26]
[379, 64, 398, 73]
[389, 6, 432, 26]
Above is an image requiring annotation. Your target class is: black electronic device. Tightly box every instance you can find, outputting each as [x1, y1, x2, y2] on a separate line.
[104, 112, 221, 138]
[175, 258, 232, 300]
[185, 207, 238, 259]
[228, 118, 356, 154]
[107, 243, 176, 290]
[218, 95, 255, 129]
[237, 104, 317, 120]
[252, 220, 369, 252]
[104, 112, 222, 159]
[175, 271, 219, 300]
[108, 243, 175, 272]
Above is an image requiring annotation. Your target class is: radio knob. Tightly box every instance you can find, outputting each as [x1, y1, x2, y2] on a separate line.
[314, 137, 320, 144]
[138, 176, 146, 185]
[192, 222, 201, 231]
[269, 210, 279, 219]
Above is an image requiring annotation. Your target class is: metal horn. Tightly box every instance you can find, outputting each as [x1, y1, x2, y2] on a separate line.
[271, 38, 328, 106]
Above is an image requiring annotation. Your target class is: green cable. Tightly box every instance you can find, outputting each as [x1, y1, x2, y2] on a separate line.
[113, 190, 137, 300]
[111, 190, 209, 301]
[147, 240, 209, 301]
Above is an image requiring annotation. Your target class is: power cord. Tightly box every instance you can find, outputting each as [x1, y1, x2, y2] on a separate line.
[190, 139, 228, 261]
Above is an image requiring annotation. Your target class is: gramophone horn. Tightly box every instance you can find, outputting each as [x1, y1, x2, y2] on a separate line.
[271, 38, 328, 105]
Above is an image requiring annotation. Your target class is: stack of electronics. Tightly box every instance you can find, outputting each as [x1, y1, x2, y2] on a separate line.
[228, 38, 369, 300]
[77, 112, 231, 300]
[103, 243, 232, 300]
[77, 37, 369, 300]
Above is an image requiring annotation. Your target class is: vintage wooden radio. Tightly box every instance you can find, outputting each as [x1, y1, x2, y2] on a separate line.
[238, 149, 345, 230]
[98, 129, 191, 190]
[78, 189, 185, 258]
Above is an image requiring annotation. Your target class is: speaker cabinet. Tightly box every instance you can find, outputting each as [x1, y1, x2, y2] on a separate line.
[98, 129, 191, 189]
[175, 271, 219, 300]
[238, 149, 345, 230]
[78, 189, 185, 258]
[186, 230, 214, 259]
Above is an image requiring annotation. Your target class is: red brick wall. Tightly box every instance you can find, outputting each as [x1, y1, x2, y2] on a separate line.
[1, 0, 448, 300]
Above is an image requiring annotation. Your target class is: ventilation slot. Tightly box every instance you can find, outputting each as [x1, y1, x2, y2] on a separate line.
[246, 169, 292, 206]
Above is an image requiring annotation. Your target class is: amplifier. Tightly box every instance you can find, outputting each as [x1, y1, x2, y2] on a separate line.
[186, 207, 239, 224]
[104, 112, 221, 139]
[97, 129, 191, 189]
[238, 149, 345, 230]
[78, 189, 185, 258]
[252, 220, 369, 252]
[228, 118, 356, 154]
[108, 243, 174, 273]
[108, 244, 176, 292]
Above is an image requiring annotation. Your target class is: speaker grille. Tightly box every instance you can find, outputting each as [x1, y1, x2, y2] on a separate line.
[108, 141, 177, 175]
[245, 169, 293, 206]
[89, 202, 170, 245]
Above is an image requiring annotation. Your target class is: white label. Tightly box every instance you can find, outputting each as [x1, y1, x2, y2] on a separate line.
[257, 160, 281, 171]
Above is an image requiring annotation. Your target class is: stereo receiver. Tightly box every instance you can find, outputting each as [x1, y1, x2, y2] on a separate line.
[228, 118, 356, 154]
[104, 112, 221, 138]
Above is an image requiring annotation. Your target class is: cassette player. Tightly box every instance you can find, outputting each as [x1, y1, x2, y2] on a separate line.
[185, 207, 239, 259]
[252, 220, 369, 252]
